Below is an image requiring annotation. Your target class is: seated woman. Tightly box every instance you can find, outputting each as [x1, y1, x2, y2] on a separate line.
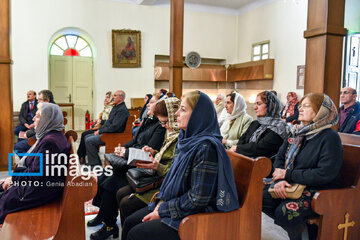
[281, 92, 299, 123]
[87, 93, 166, 239]
[132, 94, 152, 136]
[229, 91, 288, 159]
[121, 91, 239, 240]
[221, 91, 252, 148]
[262, 93, 343, 240]
[77, 91, 114, 162]
[0, 103, 70, 224]
[116, 97, 181, 226]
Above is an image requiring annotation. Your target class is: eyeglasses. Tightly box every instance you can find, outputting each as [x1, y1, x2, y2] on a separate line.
[298, 103, 312, 109]
[340, 90, 354, 95]
[159, 120, 168, 125]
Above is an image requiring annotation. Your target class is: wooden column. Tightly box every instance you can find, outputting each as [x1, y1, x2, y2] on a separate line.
[0, 0, 13, 169]
[169, 0, 184, 98]
[304, 0, 347, 108]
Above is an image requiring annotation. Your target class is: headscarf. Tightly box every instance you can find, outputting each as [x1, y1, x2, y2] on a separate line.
[215, 93, 226, 117]
[154, 97, 181, 163]
[284, 94, 338, 169]
[35, 103, 65, 140]
[220, 92, 247, 139]
[250, 91, 288, 142]
[157, 91, 239, 227]
[139, 94, 153, 121]
[282, 92, 299, 119]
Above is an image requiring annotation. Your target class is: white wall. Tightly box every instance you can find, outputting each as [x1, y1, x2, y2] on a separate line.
[345, 0, 360, 33]
[236, 0, 307, 103]
[11, 0, 237, 114]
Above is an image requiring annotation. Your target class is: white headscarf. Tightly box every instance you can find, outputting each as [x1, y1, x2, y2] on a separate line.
[220, 91, 247, 139]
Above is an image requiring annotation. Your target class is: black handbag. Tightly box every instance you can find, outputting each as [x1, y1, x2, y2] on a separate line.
[104, 153, 127, 172]
[126, 168, 164, 193]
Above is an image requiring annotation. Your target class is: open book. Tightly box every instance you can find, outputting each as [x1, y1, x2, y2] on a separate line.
[127, 148, 152, 166]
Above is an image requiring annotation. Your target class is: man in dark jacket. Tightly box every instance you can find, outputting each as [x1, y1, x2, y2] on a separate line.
[14, 90, 55, 154]
[338, 87, 360, 134]
[14, 90, 38, 137]
[85, 90, 129, 167]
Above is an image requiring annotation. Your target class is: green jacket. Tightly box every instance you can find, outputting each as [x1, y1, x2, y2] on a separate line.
[225, 113, 253, 148]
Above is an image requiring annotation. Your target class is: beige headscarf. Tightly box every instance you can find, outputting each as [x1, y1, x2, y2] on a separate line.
[154, 97, 181, 163]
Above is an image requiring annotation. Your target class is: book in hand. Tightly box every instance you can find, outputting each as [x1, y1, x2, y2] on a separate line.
[19, 131, 27, 139]
[127, 148, 152, 166]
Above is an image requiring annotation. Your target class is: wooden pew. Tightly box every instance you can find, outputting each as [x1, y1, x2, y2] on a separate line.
[178, 150, 272, 240]
[0, 130, 98, 240]
[308, 132, 360, 240]
[100, 115, 135, 153]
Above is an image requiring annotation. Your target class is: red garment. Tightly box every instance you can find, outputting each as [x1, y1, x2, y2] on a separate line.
[282, 92, 299, 119]
[355, 120, 360, 132]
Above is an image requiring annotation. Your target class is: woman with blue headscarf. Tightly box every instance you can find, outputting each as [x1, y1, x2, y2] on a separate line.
[121, 91, 239, 240]
[230, 91, 289, 160]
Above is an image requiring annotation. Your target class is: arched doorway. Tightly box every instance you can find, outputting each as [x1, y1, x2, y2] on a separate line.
[49, 34, 93, 131]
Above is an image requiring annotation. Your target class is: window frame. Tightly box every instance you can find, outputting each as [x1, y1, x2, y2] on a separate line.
[252, 40, 270, 61]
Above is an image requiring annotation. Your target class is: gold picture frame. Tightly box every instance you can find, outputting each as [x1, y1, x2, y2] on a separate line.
[112, 29, 141, 68]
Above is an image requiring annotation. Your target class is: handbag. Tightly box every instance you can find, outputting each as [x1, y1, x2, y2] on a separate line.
[104, 153, 128, 172]
[126, 168, 164, 194]
[268, 183, 306, 199]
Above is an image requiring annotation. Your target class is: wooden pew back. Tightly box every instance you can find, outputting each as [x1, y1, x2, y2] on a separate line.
[178, 151, 271, 240]
[339, 132, 360, 187]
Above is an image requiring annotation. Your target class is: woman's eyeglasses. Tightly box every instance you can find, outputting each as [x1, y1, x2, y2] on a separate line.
[298, 103, 312, 109]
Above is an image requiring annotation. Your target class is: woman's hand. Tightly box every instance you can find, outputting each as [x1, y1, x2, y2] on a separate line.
[229, 146, 237, 152]
[222, 138, 227, 145]
[274, 180, 292, 199]
[2, 177, 13, 190]
[272, 168, 286, 181]
[142, 208, 160, 222]
[114, 147, 126, 157]
[136, 154, 159, 170]
[142, 146, 155, 156]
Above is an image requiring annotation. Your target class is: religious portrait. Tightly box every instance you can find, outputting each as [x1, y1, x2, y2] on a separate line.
[296, 65, 305, 89]
[112, 29, 141, 68]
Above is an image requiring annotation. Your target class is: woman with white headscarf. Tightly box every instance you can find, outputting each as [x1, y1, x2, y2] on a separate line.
[221, 91, 253, 148]
[0, 103, 71, 224]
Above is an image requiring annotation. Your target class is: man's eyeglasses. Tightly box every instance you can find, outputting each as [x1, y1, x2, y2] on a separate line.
[340, 91, 354, 95]
[159, 120, 168, 125]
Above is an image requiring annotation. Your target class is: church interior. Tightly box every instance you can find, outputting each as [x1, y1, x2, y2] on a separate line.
[0, 0, 360, 239]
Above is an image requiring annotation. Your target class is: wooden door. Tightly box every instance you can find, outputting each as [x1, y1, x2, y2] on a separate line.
[344, 33, 360, 101]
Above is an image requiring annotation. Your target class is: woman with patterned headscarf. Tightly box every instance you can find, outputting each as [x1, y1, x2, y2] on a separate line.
[281, 92, 299, 123]
[116, 97, 181, 228]
[230, 91, 288, 160]
[262, 93, 343, 240]
[220, 91, 252, 148]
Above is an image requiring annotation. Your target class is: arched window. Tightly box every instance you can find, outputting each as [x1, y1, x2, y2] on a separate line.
[50, 34, 92, 57]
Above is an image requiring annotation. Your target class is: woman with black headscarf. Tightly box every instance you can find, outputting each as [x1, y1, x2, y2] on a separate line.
[121, 91, 239, 240]
[132, 94, 153, 136]
[230, 91, 289, 160]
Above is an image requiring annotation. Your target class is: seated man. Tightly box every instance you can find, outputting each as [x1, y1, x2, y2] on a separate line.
[338, 87, 360, 134]
[14, 90, 55, 154]
[14, 90, 37, 137]
[84, 90, 129, 167]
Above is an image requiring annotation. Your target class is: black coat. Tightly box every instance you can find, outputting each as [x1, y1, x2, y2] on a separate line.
[19, 99, 38, 125]
[235, 121, 284, 159]
[99, 102, 129, 134]
[338, 101, 360, 134]
[274, 128, 343, 190]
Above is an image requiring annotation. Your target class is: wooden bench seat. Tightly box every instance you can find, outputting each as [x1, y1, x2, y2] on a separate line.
[0, 131, 98, 240]
[101, 115, 135, 153]
[178, 151, 272, 240]
[308, 132, 360, 240]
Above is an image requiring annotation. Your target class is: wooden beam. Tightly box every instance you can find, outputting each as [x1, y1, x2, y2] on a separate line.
[304, 0, 347, 109]
[169, 0, 184, 98]
[0, 0, 12, 169]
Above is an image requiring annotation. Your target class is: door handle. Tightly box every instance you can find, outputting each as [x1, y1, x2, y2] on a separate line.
[68, 93, 72, 103]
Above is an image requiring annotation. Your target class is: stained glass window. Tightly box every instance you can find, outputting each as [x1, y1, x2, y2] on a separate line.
[50, 34, 92, 57]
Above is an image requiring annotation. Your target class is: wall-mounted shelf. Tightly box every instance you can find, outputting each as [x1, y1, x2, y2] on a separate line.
[227, 59, 274, 82]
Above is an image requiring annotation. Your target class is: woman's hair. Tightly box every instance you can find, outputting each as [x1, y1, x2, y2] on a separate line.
[159, 89, 167, 95]
[166, 92, 175, 98]
[152, 92, 162, 100]
[106, 91, 112, 97]
[182, 91, 200, 110]
[257, 91, 267, 104]
[226, 92, 236, 103]
[153, 100, 168, 117]
[299, 93, 324, 114]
